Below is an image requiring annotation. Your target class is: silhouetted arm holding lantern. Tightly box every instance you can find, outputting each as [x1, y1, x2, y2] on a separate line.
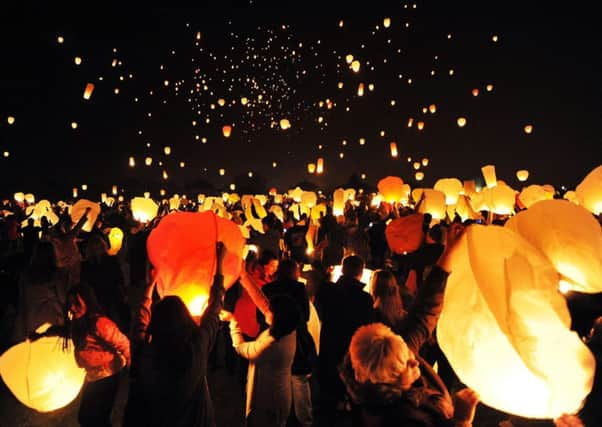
[67, 206, 91, 238]
[197, 242, 226, 348]
[396, 223, 465, 353]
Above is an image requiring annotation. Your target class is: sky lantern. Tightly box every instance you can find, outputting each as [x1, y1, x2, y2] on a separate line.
[72, 188, 78, 199]
[107, 227, 124, 256]
[217, 98, 226, 106]
[128, 156, 135, 167]
[417, 189, 447, 220]
[516, 169, 529, 182]
[486, 84, 494, 92]
[164, 146, 171, 155]
[219, 168, 225, 176]
[222, 125, 232, 137]
[7, 115, 15, 125]
[14, 192, 25, 203]
[162, 170, 168, 180]
[575, 165, 602, 215]
[489, 183, 516, 215]
[455, 195, 481, 222]
[83, 83, 95, 100]
[377, 176, 405, 204]
[438, 225, 595, 419]
[111, 185, 118, 196]
[519, 185, 548, 209]
[240, 97, 248, 105]
[0, 335, 86, 412]
[481, 164, 498, 189]
[524, 124, 534, 134]
[70, 122, 78, 130]
[417, 121, 425, 130]
[472, 88, 479, 97]
[434, 178, 463, 205]
[385, 213, 424, 254]
[457, 117, 467, 127]
[389, 142, 398, 158]
[24, 193, 35, 204]
[145, 157, 153, 166]
[357, 83, 364, 96]
[492, 34, 499, 42]
[301, 191, 317, 209]
[428, 104, 437, 114]
[407, 118, 414, 127]
[337, 82, 343, 89]
[542, 185, 555, 199]
[147, 211, 245, 317]
[413, 161, 421, 170]
[415, 171, 424, 181]
[57, 35, 64, 44]
[351, 60, 361, 73]
[563, 190, 579, 205]
[279, 118, 291, 130]
[421, 157, 429, 167]
[506, 199, 602, 294]
[333, 188, 345, 216]
[71, 200, 100, 232]
[196, 31, 202, 40]
[345, 54, 354, 64]
[74, 56, 82, 65]
[316, 157, 324, 174]
[383, 17, 391, 28]
[307, 163, 316, 174]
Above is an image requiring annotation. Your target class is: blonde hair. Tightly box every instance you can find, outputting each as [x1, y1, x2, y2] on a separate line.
[349, 323, 411, 385]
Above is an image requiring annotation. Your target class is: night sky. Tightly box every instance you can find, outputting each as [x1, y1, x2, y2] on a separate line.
[0, 2, 600, 200]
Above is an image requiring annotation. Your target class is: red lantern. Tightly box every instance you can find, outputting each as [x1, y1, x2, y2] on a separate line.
[385, 213, 424, 254]
[222, 125, 232, 138]
[147, 211, 245, 316]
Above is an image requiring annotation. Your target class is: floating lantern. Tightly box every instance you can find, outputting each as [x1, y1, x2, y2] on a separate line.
[377, 176, 405, 204]
[307, 163, 316, 174]
[316, 157, 324, 174]
[345, 54, 354, 64]
[57, 36, 64, 44]
[389, 142, 398, 158]
[506, 200, 602, 293]
[24, 193, 35, 204]
[83, 83, 95, 100]
[107, 227, 124, 256]
[575, 165, 602, 215]
[489, 183, 516, 215]
[357, 83, 364, 96]
[413, 162, 420, 170]
[74, 56, 82, 65]
[351, 60, 361, 73]
[519, 185, 548, 209]
[416, 189, 447, 220]
[70, 200, 100, 232]
[417, 121, 425, 131]
[217, 98, 225, 107]
[72, 188, 78, 199]
[481, 165, 498, 189]
[164, 146, 171, 155]
[434, 178, 463, 205]
[438, 225, 595, 419]
[129, 157, 135, 167]
[383, 17, 391, 28]
[147, 211, 245, 316]
[415, 171, 424, 181]
[222, 125, 232, 138]
[279, 118, 291, 130]
[428, 104, 437, 114]
[472, 88, 479, 97]
[13, 192, 24, 203]
[457, 117, 467, 127]
[145, 157, 152, 166]
[241, 97, 248, 105]
[219, 168, 225, 176]
[7, 116, 15, 125]
[422, 157, 429, 167]
[407, 118, 414, 127]
[333, 188, 345, 216]
[486, 84, 494, 92]
[0, 335, 85, 412]
[524, 125, 533, 134]
[516, 170, 529, 182]
[70, 122, 78, 130]
[385, 213, 424, 254]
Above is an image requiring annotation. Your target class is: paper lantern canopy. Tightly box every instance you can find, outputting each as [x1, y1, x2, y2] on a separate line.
[147, 211, 245, 316]
[506, 200, 602, 294]
[576, 165, 602, 215]
[377, 176, 405, 203]
[417, 189, 447, 220]
[131, 197, 158, 223]
[0, 336, 86, 412]
[434, 178, 463, 205]
[14, 192, 25, 203]
[438, 225, 595, 419]
[107, 227, 124, 256]
[385, 213, 424, 255]
[70, 199, 100, 232]
[332, 188, 345, 216]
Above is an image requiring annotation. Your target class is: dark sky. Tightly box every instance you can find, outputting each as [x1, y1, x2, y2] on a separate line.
[0, 2, 600, 200]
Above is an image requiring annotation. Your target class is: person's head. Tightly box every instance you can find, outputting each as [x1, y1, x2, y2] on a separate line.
[84, 233, 109, 262]
[275, 259, 300, 281]
[268, 295, 300, 340]
[66, 283, 103, 321]
[342, 255, 364, 280]
[27, 218, 34, 227]
[427, 224, 443, 244]
[259, 249, 279, 277]
[349, 323, 420, 390]
[370, 270, 405, 325]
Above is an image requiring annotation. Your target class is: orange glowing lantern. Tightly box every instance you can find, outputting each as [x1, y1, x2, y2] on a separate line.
[472, 88, 479, 97]
[481, 165, 498, 189]
[434, 178, 463, 205]
[457, 117, 467, 127]
[416, 189, 447, 220]
[147, 211, 245, 316]
[351, 60, 361, 73]
[383, 17, 391, 28]
[333, 188, 345, 216]
[145, 157, 153, 166]
[389, 142, 398, 158]
[519, 185, 548, 209]
[428, 104, 437, 114]
[421, 157, 429, 167]
[415, 171, 424, 181]
[576, 165, 602, 215]
[107, 227, 124, 256]
[222, 125, 232, 137]
[438, 225, 595, 419]
[357, 83, 364, 96]
[516, 170, 529, 182]
[131, 197, 159, 223]
[217, 98, 225, 107]
[377, 176, 405, 204]
[345, 54, 354, 64]
[413, 162, 420, 170]
[417, 121, 425, 131]
[70, 200, 100, 232]
[83, 83, 95, 100]
[307, 163, 316, 174]
[385, 213, 424, 254]
[524, 124, 533, 134]
[279, 118, 291, 130]
[316, 157, 324, 174]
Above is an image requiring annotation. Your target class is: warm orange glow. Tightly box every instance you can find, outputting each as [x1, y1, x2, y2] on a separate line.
[428, 104, 437, 114]
[377, 176, 405, 204]
[472, 88, 479, 97]
[222, 125, 232, 137]
[131, 197, 159, 223]
[457, 117, 467, 127]
[383, 17, 391, 28]
[415, 171, 424, 181]
[357, 83, 364, 96]
[107, 227, 124, 256]
[351, 60, 361, 73]
[524, 124, 533, 134]
[481, 164, 498, 189]
[83, 83, 95, 100]
[316, 157, 324, 174]
[389, 142, 398, 158]
[307, 163, 316, 174]
[279, 118, 291, 130]
[417, 121, 425, 130]
[516, 170, 529, 182]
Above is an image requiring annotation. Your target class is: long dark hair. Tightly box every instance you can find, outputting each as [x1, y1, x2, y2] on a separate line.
[64, 283, 105, 350]
[147, 296, 197, 374]
[370, 270, 406, 328]
[269, 294, 300, 341]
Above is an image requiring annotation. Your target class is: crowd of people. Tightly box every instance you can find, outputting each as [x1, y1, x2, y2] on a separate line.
[0, 189, 600, 427]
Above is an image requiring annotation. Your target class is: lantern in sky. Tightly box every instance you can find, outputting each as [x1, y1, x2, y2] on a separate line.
[575, 165, 602, 215]
[486, 84, 494, 92]
[415, 171, 424, 181]
[301, 191, 317, 209]
[389, 142, 398, 158]
[416, 189, 447, 220]
[492, 35, 499, 42]
[345, 54, 354, 64]
[217, 98, 225, 107]
[438, 225, 595, 419]
[506, 199, 602, 293]
[279, 118, 291, 130]
[357, 83, 364, 96]
[472, 88, 479, 97]
[383, 17, 391, 28]
[24, 193, 35, 204]
[333, 188, 345, 216]
[407, 118, 414, 127]
[428, 104, 437, 114]
[457, 117, 467, 127]
[434, 178, 463, 205]
[219, 168, 225, 176]
[74, 56, 82, 65]
[351, 60, 361, 73]
[70, 122, 78, 130]
[385, 213, 424, 254]
[241, 97, 248, 105]
[72, 188, 78, 199]
[128, 157, 135, 167]
[377, 176, 405, 204]
[70, 199, 100, 233]
[14, 192, 25, 203]
[83, 83, 95, 100]
[516, 170, 529, 182]
[417, 121, 425, 130]
[489, 183, 516, 215]
[481, 165, 498, 189]
[0, 335, 86, 412]
[147, 211, 245, 316]
[222, 125, 232, 138]
[421, 157, 429, 167]
[307, 163, 316, 174]
[107, 227, 124, 256]
[7, 116, 15, 125]
[57, 35, 64, 44]
[524, 124, 534, 134]
[413, 162, 420, 170]
[145, 157, 153, 166]
[316, 157, 324, 174]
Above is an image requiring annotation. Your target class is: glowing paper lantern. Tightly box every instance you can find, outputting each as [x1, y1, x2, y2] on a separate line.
[131, 197, 158, 223]
[438, 225, 595, 419]
[421, 157, 429, 167]
[417, 189, 447, 220]
[357, 83, 364, 96]
[434, 178, 463, 205]
[7, 116, 15, 125]
[83, 83, 95, 100]
[222, 125, 232, 138]
[506, 200, 602, 293]
[377, 176, 405, 204]
[428, 104, 437, 114]
[417, 121, 425, 131]
[415, 171, 424, 181]
[307, 163, 316, 174]
[279, 118, 291, 130]
[107, 227, 124, 256]
[217, 98, 225, 107]
[241, 97, 248, 105]
[472, 88, 479, 97]
[14, 192, 25, 203]
[163, 146, 171, 155]
[383, 17, 391, 28]
[457, 117, 467, 127]
[455, 195, 481, 221]
[519, 185, 548, 209]
[129, 157, 135, 167]
[524, 124, 534, 134]
[563, 190, 579, 205]
[481, 165, 498, 189]
[316, 157, 324, 174]
[147, 212, 245, 316]
[486, 84, 494, 92]
[385, 213, 424, 254]
[24, 193, 35, 204]
[301, 191, 317, 209]
[575, 165, 602, 215]
[413, 162, 421, 170]
[70, 199, 100, 232]
[516, 170, 529, 182]
[389, 142, 398, 158]
[345, 54, 354, 64]
[333, 188, 345, 216]
[145, 157, 152, 166]
[0, 336, 86, 412]
[351, 60, 361, 73]
[489, 183, 516, 215]
[169, 195, 180, 211]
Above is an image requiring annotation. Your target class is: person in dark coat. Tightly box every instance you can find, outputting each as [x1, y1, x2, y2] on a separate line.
[314, 254, 374, 426]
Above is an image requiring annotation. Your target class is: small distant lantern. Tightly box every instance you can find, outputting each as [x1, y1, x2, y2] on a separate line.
[164, 146, 171, 155]
[129, 157, 135, 167]
[415, 171, 424, 181]
[457, 117, 467, 127]
[357, 83, 364, 96]
[279, 118, 291, 130]
[428, 104, 437, 114]
[83, 83, 95, 100]
[383, 17, 391, 28]
[111, 185, 118, 196]
[524, 124, 533, 134]
[307, 163, 316, 174]
[472, 88, 479, 97]
[389, 142, 398, 158]
[316, 157, 324, 174]
[417, 121, 425, 130]
[145, 157, 152, 166]
[516, 170, 529, 182]
[222, 125, 232, 137]
[422, 157, 429, 166]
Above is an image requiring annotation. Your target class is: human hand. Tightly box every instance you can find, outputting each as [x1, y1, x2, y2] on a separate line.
[452, 388, 479, 425]
[437, 222, 466, 273]
[554, 414, 584, 427]
[219, 310, 234, 322]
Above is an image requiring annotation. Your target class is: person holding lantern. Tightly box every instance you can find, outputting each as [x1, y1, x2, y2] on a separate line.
[338, 223, 481, 427]
[123, 241, 227, 427]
